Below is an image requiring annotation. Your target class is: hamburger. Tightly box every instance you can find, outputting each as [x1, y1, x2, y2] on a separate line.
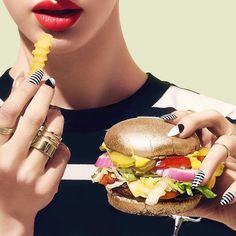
[92, 117, 223, 216]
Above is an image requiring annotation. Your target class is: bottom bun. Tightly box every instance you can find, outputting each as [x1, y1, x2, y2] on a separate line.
[107, 192, 202, 216]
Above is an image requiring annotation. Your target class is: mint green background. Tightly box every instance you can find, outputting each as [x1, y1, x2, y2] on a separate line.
[0, 0, 235, 105]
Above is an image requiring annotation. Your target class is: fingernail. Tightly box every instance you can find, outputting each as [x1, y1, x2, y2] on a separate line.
[160, 113, 177, 121]
[220, 192, 235, 206]
[167, 124, 185, 137]
[29, 70, 44, 85]
[192, 170, 205, 189]
[45, 78, 56, 88]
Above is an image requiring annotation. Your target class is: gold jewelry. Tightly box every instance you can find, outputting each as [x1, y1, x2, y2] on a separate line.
[213, 142, 231, 157]
[38, 126, 62, 145]
[31, 126, 61, 158]
[31, 135, 59, 158]
[41, 129, 62, 144]
[0, 127, 14, 135]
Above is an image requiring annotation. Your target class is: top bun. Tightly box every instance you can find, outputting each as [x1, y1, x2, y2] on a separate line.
[104, 117, 200, 158]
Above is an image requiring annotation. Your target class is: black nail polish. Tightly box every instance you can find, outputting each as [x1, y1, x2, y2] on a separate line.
[178, 124, 185, 133]
[45, 78, 55, 88]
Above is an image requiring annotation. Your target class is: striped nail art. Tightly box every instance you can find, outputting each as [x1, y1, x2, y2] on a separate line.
[29, 70, 44, 85]
[192, 170, 205, 189]
[220, 192, 235, 206]
[160, 113, 177, 121]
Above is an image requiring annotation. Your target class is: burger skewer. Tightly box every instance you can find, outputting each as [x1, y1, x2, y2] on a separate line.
[171, 215, 202, 236]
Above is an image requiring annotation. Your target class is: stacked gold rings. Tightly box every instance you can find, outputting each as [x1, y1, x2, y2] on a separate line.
[31, 126, 62, 158]
[0, 127, 14, 135]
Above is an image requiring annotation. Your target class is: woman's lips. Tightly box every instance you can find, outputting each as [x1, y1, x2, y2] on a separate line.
[32, 0, 83, 32]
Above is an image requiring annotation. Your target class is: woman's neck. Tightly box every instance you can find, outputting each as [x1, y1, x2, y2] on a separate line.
[11, 9, 147, 110]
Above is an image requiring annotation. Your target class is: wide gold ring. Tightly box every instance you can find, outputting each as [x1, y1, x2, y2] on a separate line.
[0, 127, 14, 135]
[31, 127, 62, 158]
[31, 135, 60, 158]
[39, 126, 62, 144]
[213, 142, 231, 157]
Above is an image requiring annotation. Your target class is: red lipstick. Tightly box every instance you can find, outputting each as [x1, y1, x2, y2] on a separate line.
[33, 0, 83, 32]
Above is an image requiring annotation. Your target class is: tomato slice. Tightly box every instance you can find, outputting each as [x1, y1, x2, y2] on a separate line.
[152, 156, 191, 171]
[99, 173, 116, 186]
[160, 191, 180, 200]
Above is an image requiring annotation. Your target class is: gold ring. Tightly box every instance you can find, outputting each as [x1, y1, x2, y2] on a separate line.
[39, 126, 62, 144]
[0, 127, 14, 135]
[31, 135, 59, 158]
[42, 129, 62, 144]
[213, 142, 231, 157]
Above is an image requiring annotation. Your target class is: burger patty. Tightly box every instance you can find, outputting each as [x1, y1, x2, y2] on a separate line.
[112, 183, 134, 199]
[112, 183, 200, 203]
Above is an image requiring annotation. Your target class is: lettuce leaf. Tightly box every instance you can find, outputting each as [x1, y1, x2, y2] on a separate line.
[196, 185, 217, 199]
[173, 182, 216, 199]
[117, 168, 137, 182]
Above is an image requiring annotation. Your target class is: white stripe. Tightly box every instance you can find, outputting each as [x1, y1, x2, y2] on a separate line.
[153, 85, 236, 119]
[62, 164, 96, 180]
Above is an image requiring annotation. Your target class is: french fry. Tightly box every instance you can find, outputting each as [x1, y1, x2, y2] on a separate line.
[29, 33, 53, 75]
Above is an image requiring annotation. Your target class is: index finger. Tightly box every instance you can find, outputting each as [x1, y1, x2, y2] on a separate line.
[193, 135, 236, 186]
[0, 70, 44, 144]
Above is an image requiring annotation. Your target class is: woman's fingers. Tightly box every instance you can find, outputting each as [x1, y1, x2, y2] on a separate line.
[161, 110, 236, 209]
[7, 78, 56, 157]
[221, 182, 236, 205]
[39, 143, 70, 195]
[167, 110, 233, 138]
[26, 107, 64, 173]
[192, 135, 236, 186]
[0, 71, 44, 144]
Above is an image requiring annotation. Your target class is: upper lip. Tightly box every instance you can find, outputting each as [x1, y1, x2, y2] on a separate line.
[32, 0, 83, 12]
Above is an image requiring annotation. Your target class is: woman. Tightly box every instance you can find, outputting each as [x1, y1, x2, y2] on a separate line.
[1, 0, 236, 235]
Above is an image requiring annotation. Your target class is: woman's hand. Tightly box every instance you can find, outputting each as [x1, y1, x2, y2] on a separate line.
[0, 71, 70, 236]
[163, 109, 236, 230]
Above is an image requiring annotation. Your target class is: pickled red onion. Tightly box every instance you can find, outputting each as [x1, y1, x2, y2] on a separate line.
[95, 153, 114, 167]
[156, 168, 196, 182]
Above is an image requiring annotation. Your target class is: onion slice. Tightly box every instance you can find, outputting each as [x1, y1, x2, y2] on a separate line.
[156, 168, 197, 182]
[145, 179, 169, 205]
[95, 153, 114, 168]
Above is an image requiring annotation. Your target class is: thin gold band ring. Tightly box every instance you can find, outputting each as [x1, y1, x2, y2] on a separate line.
[0, 127, 14, 135]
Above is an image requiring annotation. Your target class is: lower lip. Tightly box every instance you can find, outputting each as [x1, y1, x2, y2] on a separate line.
[33, 11, 82, 32]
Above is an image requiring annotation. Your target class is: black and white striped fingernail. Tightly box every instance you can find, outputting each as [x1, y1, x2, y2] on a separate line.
[220, 192, 235, 206]
[29, 70, 44, 85]
[192, 170, 205, 189]
[160, 113, 177, 121]
[167, 124, 185, 137]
